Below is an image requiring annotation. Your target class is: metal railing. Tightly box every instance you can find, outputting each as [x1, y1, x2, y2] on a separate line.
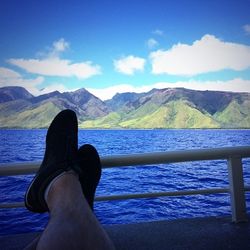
[1, 146, 250, 222]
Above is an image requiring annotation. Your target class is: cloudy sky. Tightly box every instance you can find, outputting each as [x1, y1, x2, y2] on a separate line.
[0, 0, 250, 100]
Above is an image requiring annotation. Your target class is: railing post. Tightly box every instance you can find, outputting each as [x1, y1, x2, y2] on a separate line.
[227, 157, 247, 223]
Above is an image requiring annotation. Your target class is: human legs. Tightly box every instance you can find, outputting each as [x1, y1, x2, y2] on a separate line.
[36, 172, 114, 250]
[24, 110, 115, 249]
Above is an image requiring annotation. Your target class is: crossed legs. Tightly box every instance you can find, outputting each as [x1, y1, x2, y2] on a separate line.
[25, 172, 115, 250]
[36, 172, 114, 250]
[24, 110, 115, 249]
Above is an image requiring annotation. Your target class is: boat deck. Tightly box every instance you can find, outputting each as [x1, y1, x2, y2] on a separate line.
[1, 215, 250, 250]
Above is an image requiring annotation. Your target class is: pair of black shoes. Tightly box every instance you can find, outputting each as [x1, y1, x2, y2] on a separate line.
[25, 110, 101, 213]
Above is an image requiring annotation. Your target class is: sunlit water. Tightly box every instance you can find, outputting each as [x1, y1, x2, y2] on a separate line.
[0, 129, 250, 235]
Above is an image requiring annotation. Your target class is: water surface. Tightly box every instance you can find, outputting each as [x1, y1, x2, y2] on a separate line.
[0, 129, 250, 235]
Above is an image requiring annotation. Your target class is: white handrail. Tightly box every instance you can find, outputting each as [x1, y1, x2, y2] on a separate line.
[1, 146, 250, 176]
[1, 186, 250, 209]
[0, 188, 233, 208]
[1, 146, 250, 222]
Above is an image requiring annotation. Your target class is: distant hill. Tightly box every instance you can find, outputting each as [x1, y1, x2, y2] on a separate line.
[0, 86, 249, 128]
[0, 86, 33, 103]
[82, 88, 250, 129]
[0, 86, 110, 128]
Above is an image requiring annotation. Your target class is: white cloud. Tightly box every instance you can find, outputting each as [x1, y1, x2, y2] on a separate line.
[36, 84, 77, 96]
[150, 34, 250, 76]
[0, 67, 44, 94]
[0, 67, 21, 79]
[147, 38, 159, 49]
[87, 78, 250, 100]
[2, 67, 249, 100]
[46, 38, 70, 58]
[53, 38, 69, 52]
[153, 29, 164, 36]
[152, 78, 250, 93]
[0, 67, 78, 96]
[8, 58, 101, 79]
[114, 55, 146, 75]
[7, 38, 101, 79]
[36, 38, 70, 58]
[87, 84, 152, 100]
[1, 39, 101, 96]
[243, 24, 250, 35]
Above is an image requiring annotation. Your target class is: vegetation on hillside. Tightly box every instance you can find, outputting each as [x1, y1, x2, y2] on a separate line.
[0, 86, 249, 129]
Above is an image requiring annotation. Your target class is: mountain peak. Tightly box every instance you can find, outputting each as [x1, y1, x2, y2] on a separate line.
[72, 87, 89, 94]
[68, 88, 100, 101]
[0, 86, 33, 103]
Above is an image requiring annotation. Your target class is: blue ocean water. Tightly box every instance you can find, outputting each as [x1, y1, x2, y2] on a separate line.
[0, 129, 250, 235]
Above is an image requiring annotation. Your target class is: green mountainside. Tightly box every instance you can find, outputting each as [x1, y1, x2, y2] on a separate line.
[0, 86, 250, 128]
[213, 100, 250, 128]
[80, 100, 220, 129]
[0, 102, 61, 128]
[0, 86, 110, 128]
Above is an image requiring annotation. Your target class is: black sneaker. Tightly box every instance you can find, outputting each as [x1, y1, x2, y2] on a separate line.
[25, 109, 78, 213]
[73, 144, 102, 210]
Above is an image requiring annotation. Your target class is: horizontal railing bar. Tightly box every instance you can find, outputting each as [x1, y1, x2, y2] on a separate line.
[95, 188, 231, 201]
[102, 146, 250, 168]
[1, 186, 250, 209]
[0, 202, 23, 209]
[0, 162, 39, 176]
[1, 146, 250, 176]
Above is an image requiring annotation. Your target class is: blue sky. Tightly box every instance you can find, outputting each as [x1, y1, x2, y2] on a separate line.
[0, 0, 250, 100]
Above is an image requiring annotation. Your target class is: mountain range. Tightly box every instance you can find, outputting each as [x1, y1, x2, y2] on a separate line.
[0, 86, 250, 129]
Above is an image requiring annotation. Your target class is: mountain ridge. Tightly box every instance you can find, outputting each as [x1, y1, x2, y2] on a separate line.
[0, 86, 249, 128]
[0, 86, 33, 103]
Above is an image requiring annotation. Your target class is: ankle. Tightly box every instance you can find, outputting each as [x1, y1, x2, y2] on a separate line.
[46, 172, 81, 211]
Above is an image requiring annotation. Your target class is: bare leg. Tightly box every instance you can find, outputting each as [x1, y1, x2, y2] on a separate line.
[23, 235, 40, 250]
[36, 172, 115, 250]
